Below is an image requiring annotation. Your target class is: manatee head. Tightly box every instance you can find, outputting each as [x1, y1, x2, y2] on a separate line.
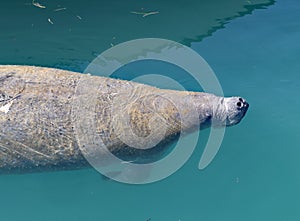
[212, 96, 249, 127]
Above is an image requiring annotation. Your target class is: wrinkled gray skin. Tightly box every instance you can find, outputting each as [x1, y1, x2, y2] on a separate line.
[0, 65, 249, 174]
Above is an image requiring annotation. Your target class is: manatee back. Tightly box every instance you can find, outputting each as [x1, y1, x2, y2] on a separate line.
[0, 66, 86, 173]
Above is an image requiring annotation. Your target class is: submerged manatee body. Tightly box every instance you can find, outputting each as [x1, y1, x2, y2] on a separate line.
[0, 65, 249, 173]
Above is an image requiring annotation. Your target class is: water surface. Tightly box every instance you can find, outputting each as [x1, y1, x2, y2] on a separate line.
[1, 0, 300, 220]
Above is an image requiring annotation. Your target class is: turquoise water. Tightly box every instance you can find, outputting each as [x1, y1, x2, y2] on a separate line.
[1, 0, 300, 220]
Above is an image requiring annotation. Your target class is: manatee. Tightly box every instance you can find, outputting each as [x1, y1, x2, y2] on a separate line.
[0, 65, 249, 174]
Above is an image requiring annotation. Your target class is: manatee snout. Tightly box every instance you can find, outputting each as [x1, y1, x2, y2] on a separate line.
[236, 97, 249, 111]
[223, 96, 249, 126]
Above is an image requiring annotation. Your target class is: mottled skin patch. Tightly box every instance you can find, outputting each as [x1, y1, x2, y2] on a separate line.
[0, 66, 84, 173]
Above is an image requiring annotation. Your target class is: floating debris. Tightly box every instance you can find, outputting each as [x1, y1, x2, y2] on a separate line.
[32, 0, 46, 9]
[110, 36, 117, 47]
[121, 160, 134, 164]
[142, 11, 159, 17]
[76, 15, 82, 20]
[48, 18, 54, 25]
[130, 11, 159, 18]
[54, 7, 67, 12]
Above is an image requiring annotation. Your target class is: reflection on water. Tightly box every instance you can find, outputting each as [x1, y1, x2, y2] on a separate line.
[0, 0, 274, 71]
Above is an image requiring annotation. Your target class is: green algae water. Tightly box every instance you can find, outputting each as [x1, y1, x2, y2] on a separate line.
[1, 0, 300, 220]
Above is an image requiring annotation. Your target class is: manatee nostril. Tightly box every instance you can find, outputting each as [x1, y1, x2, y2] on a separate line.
[244, 102, 249, 108]
[237, 101, 242, 107]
